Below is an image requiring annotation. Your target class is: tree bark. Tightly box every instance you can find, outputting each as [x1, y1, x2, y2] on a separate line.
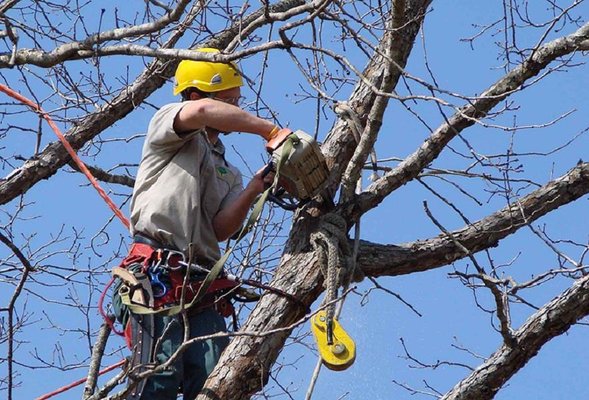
[196, 1, 434, 398]
[441, 272, 589, 400]
[357, 162, 589, 277]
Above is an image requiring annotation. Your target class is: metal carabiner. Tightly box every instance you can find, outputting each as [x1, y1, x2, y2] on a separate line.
[148, 269, 168, 298]
[163, 249, 186, 271]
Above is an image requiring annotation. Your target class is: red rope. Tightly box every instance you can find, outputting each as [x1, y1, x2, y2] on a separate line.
[0, 83, 131, 229]
[34, 359, 126, 400]
[0, 84, 131, 397]
[98, 276, 125, 337]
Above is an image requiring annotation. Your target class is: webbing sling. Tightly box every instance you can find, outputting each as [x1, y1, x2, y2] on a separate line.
[120, 134, 298, 316]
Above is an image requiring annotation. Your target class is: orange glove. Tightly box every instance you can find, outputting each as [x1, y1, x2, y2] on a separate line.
[265, 127, 293, 153]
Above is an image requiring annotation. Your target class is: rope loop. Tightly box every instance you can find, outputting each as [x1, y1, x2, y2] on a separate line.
[311, 213, 363, 342]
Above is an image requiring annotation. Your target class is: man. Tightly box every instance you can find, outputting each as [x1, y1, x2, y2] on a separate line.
[114, 48, 286, 400]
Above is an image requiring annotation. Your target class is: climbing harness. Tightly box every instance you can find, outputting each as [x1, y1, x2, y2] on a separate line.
[310, 214, 362, 371]
[112, 241, 306, 318]
[112, 242, 240, 317]
[264, 129, 330, 210]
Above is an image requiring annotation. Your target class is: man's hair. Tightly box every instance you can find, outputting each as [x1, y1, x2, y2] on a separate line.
[180, 87, 213, 102]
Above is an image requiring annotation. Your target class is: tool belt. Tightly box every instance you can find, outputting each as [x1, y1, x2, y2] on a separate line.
[112, 237, 238, 318]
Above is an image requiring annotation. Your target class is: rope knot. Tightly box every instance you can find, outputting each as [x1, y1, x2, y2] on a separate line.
[310, 213, 364, 296]
[310, 213, 363, 344]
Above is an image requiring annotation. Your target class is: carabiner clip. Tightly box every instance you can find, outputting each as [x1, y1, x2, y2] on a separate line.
[148, 270, 168, 298]
[164, 249, 186, 271]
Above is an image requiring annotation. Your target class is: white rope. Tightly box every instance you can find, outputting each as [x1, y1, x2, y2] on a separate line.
[306, 205, 363, 399]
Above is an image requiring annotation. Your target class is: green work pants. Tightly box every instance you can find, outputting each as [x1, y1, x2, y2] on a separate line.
[136, 308, 229, 400]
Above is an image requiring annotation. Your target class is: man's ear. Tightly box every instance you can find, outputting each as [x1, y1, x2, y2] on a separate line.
[189, 91, 201, 101]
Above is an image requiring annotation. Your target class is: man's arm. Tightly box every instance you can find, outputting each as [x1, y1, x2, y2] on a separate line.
[212, 167, 270, 241]
[173, 99, 276, 139]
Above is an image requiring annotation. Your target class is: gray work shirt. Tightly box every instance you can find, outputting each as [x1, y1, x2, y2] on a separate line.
[130, 102, 243, 265]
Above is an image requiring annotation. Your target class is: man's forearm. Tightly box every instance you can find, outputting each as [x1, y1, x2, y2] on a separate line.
[212, 186, 260, 241]
[175, 99, 276, 140]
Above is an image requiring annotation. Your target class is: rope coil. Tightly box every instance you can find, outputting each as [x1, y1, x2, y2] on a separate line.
[310, 213, 362, 343]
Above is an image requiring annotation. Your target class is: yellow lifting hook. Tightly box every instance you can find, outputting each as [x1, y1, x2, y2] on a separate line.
[311, 310, 356, 371]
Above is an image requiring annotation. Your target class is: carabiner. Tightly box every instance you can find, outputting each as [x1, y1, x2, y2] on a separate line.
[164, 249, 186, 271]
[148, 270, 168, 298]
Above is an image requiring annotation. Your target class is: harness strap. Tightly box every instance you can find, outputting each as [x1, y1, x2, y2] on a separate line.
[127, 314, 154, 400]
[185, 134, 297, 310]
[116, 135, 298, 317]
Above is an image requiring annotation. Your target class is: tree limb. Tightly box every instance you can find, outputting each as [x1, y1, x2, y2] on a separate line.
[441, 272, 589, 400]
[345, 21, 589, 220]
[0, 0, 193, 69]
[67, 161, 135, 188]
[356, 162, 589, 278]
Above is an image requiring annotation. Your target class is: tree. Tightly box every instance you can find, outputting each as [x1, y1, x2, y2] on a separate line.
[1, 0, 588, 399]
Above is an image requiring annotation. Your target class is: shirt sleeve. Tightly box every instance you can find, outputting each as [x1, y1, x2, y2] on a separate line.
[146, 103, 201, 149]
[219, 166, 244, 211]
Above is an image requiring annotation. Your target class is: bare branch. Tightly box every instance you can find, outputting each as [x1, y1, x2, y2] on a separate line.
[83, 319, 114, 399]
[422, 201, 514, 344]
[0, 0, 194, 69]
[345, 21, 589, 220]
[0, 231, 34, 400]
[67, 161, 134, 188]
[441, 272, 589, 400]
[357, 162, 589, 277]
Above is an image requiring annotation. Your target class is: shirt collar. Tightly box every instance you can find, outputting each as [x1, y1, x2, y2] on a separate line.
[201, 131, 226, 156]
[211, 138, 226, 156]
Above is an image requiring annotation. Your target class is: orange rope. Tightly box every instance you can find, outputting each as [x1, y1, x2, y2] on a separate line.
[0, 83, 130, 229]
[1, 83, 130, 398]
[35, 359, 126, 400]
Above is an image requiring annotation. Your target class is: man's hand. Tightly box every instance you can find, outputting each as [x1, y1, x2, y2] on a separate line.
[245, 164, 275, 196]
[265, 128, 293, 153]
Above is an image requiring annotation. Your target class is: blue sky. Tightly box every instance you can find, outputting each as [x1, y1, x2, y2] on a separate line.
[1, 1, 588, 399]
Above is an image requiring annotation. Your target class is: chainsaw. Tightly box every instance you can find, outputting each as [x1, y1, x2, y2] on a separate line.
[264, 129, 330, 210]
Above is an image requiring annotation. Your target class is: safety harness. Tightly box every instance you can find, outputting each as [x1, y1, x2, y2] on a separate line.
[113, 129, 328, 320]
[113, 242, 238, 317]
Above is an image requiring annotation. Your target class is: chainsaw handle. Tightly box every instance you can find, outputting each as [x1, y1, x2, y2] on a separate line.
[268, 192, 304, 211]
[261, 161, 305, 211]
[261, 161, 274, 178]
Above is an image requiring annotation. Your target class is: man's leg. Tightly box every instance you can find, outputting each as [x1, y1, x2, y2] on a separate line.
[130, 315, 184, 400]
[182, 307, 230, 400]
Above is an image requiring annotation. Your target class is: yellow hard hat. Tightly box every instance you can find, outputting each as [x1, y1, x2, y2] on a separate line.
[173, 48, 243, 96]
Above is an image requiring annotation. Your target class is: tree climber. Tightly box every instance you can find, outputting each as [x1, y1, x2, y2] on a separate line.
[111, 48, 289, 400]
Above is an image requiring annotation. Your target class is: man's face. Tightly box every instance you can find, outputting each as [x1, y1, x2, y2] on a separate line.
[214, 87, 243, 107]
[212, 87, 242, 135]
